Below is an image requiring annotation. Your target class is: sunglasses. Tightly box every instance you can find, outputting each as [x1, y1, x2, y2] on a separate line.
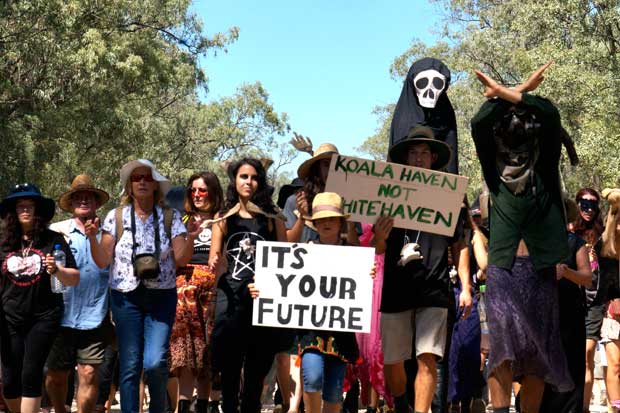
[130, 174, 154, 183]
[578, 199, 598, 212]
[190, 188, 208, 196]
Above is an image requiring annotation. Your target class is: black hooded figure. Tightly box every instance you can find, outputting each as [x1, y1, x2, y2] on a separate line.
[389, 57, 458, 174]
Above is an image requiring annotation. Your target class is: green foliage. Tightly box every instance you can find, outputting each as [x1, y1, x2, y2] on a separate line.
[359, 0, 620, 199]
[0, 0, 294, 209]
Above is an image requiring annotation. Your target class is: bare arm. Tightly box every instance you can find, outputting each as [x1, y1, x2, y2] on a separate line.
[208, 218, 226, 273]
[45, 255, 80, 286]
[453, 239, 473, 319]
[275, 219, 287, 242]
[557, 245, 592, 287]
[474, 70, 523, 104]
[286, 191, 308, 242]
[85, 218, 115, 269]
[173, 216, 202, 268]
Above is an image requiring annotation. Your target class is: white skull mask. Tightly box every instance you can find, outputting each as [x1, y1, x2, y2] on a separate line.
[413, 69, 446, 108]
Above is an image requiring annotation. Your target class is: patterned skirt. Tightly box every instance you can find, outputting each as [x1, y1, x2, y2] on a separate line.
[486, 256, 574, 392]
[169, 264, 217, 375]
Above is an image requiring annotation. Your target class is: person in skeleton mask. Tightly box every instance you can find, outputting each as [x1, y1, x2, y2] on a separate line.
[390, 57, 459, 173]
[470, 62, 573, 413]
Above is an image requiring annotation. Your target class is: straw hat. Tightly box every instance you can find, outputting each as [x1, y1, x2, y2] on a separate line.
[119, 159, 171, 196]
[297, 143, 339, 180]
[58, 174, 110, 212]
[0, 183, 55, 222]
[303, 192, 350, 221]
[388, 125, 452, 169]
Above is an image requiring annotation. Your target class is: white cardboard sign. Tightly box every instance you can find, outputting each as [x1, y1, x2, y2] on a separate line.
[252, 241, 375, 333]
[325, 155, 468, 236]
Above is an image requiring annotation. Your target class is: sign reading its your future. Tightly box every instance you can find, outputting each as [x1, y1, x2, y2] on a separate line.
[325, 155, 468, 236]
[252, 241, 375, 333]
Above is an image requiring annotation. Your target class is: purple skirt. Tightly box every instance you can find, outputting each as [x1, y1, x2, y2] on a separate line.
[486, 256, 574, 392]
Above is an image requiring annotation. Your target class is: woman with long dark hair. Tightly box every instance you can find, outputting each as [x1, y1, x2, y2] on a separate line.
[0, 184, 79, 413]
[572, 188, 605, 413]
[170, 171, 223, 413]
[208, 158, 287, 413]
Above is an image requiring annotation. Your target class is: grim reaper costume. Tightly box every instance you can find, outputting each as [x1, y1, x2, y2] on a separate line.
[389, 57, 459, 173]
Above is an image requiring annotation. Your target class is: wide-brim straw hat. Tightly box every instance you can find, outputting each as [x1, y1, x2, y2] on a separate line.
[58, 174, 110, 212]
[388, 125, 452, 170]
[119, 159, 171, 197]
[0, 183, 55, 222]
[303, 192, 350, 221]
[297, 143, 339, 180]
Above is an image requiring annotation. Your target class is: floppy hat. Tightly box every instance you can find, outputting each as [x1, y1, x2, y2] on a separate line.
[119, 159, 171, 196]
[58, 174, 110, 212]
[297, 143, 339, 180]
[0, 183, 55, 222]
[303, 192, 350, 221]
[388, 125, 452, 170]
[277, 177, 304, 209]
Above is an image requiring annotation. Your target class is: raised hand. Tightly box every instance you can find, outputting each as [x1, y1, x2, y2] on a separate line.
[84, 217, 100, 239]
[374, 216, 394, 243]
[290, 132, 313, 155]
[474, 70, 502, 99]
[516, 60, 553, 93]
[295, 190, 309, 217]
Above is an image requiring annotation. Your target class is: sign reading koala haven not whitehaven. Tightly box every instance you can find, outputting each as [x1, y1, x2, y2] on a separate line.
[325, 155, 468, 236]
[252, 241, 375, 333]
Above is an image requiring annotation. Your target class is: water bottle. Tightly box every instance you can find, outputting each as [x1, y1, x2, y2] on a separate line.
[51, 244, 67, 294]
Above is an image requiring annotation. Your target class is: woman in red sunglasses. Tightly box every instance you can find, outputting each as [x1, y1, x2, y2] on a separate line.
[169, 171, 224, 413]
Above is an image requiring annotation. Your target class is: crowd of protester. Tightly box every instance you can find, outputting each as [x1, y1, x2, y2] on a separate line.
[1, 61, 619, 413]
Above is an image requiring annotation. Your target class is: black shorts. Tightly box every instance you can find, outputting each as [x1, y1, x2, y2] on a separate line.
[585, 303, 605, 341]
[46, 319, 113, 370]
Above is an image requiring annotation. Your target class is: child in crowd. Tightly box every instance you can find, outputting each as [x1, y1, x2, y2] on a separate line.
[250, 192, 375, 413]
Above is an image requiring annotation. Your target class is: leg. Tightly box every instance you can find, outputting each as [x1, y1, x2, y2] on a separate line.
[111, 288, 146, 413]
[487, 361, 512, 409]
[177, 367, 194, 413]
[1, 320, 25, 412]
[167, 376, 179, 413]
[519, 375, 544, 413]
[414, 353, 437, 412]
[143, 288, 176, 413]
[412, 307, 448, 413]
[584, 339, 597, 412]
[606, 340, 620, 408]
[240, 330, 278, 413]
[21, 318, 61, 413]
[288, 353, 303, 413]
[301, 352, 325, 413]
[76, 364, 99, 413]
[321, 356, 346, 413]
[45, 369, 71, 413]
[381, 310, 414, 413]
[276, 352, 291, 409]
[95, 344, 117, 411]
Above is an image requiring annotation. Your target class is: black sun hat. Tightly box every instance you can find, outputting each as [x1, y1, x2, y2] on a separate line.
[0, 183, 56, 222]
[388, 125, 452, 170]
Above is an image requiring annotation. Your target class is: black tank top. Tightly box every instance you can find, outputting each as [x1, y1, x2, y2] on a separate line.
[223, 214, 276, 284]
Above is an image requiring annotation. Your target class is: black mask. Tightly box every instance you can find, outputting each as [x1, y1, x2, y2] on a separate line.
[578, 199, 598, 212]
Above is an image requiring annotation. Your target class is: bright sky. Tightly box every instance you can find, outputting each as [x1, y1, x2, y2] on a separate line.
[193, 0, 442, 175]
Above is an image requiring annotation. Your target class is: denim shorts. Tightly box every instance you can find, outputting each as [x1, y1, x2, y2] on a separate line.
[301, 350, 346, 403]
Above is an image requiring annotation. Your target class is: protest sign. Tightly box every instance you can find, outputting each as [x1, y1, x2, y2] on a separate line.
[252, 241, 375, 333]
[324, 155, 468, 236]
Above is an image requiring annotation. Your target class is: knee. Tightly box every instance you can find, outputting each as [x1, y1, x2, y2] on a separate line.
[78, 364, 98, 386]
[46, 369, 69, 388]
[416, 353, 437, 375]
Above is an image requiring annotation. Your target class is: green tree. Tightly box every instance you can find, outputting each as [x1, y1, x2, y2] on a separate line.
[0, 0, 295, 207]
[359, 0, 620, 197]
